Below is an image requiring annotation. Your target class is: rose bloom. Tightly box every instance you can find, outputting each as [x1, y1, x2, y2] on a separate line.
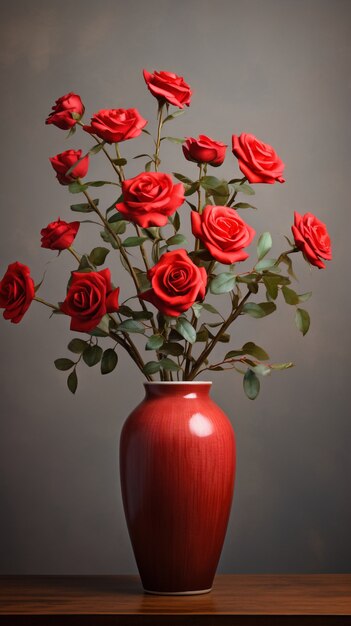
[45, 92, 85, 130]
[116, 172, 185, 228]
[41, 219, 80, 251]
[183, 135, 227, 167]
[143, 69, 192, 108]
[141, 249, 207, 317]
[83, 108, 147, 143]
[49, 149, 89, 185]
[291, 211, 332, 269]
[191, 206, 255, 264]
[232, 133, 285, 184]
[0, 262, 35, 324]
[61, 269, 120, 332]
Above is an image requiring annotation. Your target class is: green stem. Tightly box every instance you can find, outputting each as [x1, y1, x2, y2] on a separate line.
[154, 104, 165, 171]
[34, 296, 60, 311]
[67, 246, 81, 264]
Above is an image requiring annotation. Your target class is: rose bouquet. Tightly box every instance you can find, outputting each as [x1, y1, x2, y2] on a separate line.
[0, 70, 332, 399]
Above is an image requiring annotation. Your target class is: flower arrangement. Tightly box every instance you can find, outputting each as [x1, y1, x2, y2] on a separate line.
[0, 70, 332, 399]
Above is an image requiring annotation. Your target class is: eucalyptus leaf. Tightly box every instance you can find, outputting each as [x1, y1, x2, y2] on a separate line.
[295, 308, 310, 336]
[101, 349, 118, 374]
[176, 318, 196, 344]
[242, 302, 277, 318]
[146, 335, 164, 350]
[83, 345, 103, 367]
[210, 273, 236, 295]
[243, 369, 260, 400]
[67, 369, 78, 394]
[257, 232, 272, 261]
[54, 358, 75, 371]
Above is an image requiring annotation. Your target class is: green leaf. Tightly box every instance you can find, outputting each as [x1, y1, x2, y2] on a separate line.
[166, 234, 187, 246]
[295, 308, 310, 336]
[89, 247, 110, 266]
[118, 319, 145, 334]
[172, 172, 194, 185]
[54, 358, 75, 371]
[172, 212, 180, 232]
[89, 143, 104, 155]
[143, 361, 161, 375]
[297, 292, 312, 303]
[210, 273, 236, 295]
[146, 334, 164, 350]
[89, 315, 110, 337]
[252, 363, 271, 376]
[196, 327, 209, 342]
[282, 285, 300, 305]
[131, 310, 154, 320]
[242, 302, 277, 318]
[70, 201, 97, 213]
[270, 362, 294, 370]
[257, 232, 272, 261]
[87, 180, 114, 187]
[112, 157, 127, 166]
[225, 350, 244, 359]
[162, 136, 185, 144]
[83, 345, 103, 367]
[68, 338, 89, 354]
[255, 258, 277, 272]
[192, 303, 203, 319]
[242, 341, 269, 361]
[68, 181, 88, 194]
[122, 236, 148, 248]
[67, 369, 78, 394]
[71, 111, 81, 121]
[243, 369, 260, 400]
[107, 219, 127, 234]
[234, 182, 255, 195]
[160, 358, 181, 371]
[159, 342, 184, 356]
[233, 202, 257, 209]
[163, 110, 185, 123]
[108, 211, 125, 223]
[101, 349, 118, 374]
[202, 302, 221, 315]
[176, 317, 196, 344]
[201, 176, 229, 197]
[184, 181, 200, 196]
[263, 276, 278, 300]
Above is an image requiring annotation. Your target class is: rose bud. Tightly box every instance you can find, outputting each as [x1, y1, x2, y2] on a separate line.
[41, 219, 80, 251]
[291, 212, 332, 269]
[141, 249, 207, 317]
[232, 133, 285, 184]
[49, 149, 89, 185]
[0, 262, 35, 324]
[116, 172, 185, 228]
[60, 269, 120, 332]
[83, 108, 147, 143]
[143, 69, 192, 108]
[183, 135, 227, 167]
[191, 206, 255, 264]
[45, 92, 85, 130]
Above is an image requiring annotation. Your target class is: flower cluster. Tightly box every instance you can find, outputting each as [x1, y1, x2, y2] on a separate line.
[0, 70, 332, 397]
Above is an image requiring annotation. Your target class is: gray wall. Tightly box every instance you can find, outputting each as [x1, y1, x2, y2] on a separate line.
[0, 0, 350, 574]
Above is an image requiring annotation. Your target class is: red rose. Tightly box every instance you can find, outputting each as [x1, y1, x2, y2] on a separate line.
[116, 172, 185, 228]
[0, 262, 35, 324]
[291, 212, 332, 269]
[49, 149, 89, 185]
[143, 69, 192, 108]
[232, 133, 285, 184]
[61, 269, 120, 332]
[41, 218, 80, 251]
[141, 249, 207, 317]
[45, 92, 85, 130]
[191, 206, 255, 264]
[83, 108, 147, 143]
[183, 135, 227, 167]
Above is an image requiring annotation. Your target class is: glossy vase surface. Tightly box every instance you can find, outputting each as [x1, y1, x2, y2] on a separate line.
[119, 382, 236, 595]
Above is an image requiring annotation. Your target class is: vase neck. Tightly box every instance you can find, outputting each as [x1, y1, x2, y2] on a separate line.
[144, 382, 212, 399]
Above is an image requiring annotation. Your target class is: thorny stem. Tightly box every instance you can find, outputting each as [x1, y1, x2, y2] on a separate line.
[194, 163, 204, 252]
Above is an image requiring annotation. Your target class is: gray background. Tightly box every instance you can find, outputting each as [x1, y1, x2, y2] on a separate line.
[0, 0, 350, 575]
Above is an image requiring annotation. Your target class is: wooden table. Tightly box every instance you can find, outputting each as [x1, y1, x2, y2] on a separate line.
[0, 574, 350, 625]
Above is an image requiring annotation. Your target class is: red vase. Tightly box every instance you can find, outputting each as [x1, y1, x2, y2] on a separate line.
[120, 382, 236, 595]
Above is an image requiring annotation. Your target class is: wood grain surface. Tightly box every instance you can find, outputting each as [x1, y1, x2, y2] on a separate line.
[0, 574, 350, 625]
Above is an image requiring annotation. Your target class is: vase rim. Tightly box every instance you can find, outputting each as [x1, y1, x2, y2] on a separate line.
[144, 381, 212, 385]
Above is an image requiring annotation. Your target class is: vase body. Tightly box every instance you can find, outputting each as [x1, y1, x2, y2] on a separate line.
[119, 382, 236, 595]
